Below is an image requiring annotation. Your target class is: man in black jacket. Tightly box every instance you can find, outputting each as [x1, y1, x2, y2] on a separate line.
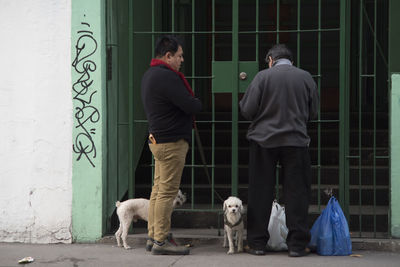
[240, 44, 319, 257]
[141, 35, 202, 255]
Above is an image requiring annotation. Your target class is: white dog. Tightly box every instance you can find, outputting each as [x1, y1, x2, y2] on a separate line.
[115, 190, 186, 249]
[223, 196, 244, 254]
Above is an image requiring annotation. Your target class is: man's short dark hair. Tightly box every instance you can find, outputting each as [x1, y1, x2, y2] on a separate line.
[154, 35, 182, 58]
[266, 44, 293, 63]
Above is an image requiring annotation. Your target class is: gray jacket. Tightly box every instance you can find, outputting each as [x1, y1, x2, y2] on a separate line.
[239, 62, 319, 148]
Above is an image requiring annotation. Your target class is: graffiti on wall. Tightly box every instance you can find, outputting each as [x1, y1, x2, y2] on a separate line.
[72, 20, 99, 167]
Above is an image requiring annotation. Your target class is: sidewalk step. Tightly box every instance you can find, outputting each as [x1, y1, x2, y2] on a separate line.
[99, 228, 400, 252]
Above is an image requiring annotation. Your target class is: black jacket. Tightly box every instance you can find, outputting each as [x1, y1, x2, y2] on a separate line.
[239, 63, 319, 148]
[141, 65, 202, 143]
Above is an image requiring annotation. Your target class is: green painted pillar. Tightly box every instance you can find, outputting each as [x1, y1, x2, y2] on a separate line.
[391, 74, 400, 238]
[71, 0, 106, 242]
[389, 0, 400, 238]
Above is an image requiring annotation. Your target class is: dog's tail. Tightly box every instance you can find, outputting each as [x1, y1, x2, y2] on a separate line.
[115, 201, 121, 208]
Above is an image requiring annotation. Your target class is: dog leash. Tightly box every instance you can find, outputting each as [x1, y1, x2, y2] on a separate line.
[194, 123, 225, 203]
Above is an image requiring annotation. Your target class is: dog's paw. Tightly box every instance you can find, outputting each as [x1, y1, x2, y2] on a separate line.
[227, 250, 235, 254]
[237, 248, 243, 253]
[123, 245, 132, 250]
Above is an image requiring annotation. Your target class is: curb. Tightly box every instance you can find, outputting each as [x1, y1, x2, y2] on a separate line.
[352, 238, 400, 252]
[99, 230, 400, 253]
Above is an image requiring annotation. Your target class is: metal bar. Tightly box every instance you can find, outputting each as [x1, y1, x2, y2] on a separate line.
[171, 0, 175, 33]
[346, 155, 361, 159]
[344, 0, 351, 220]
[373, 0, 378, 237]
[141, 163, 324, 169]
[151, 0, 155, 186]
[185, 76, 215, 79]
[375, 156, 389, 159]
[134, 31, 234, 34]
[138, 120, 330, 124]
[212, 0, 215, 62]
[317, 0, 322, 210]
[231, 0, 239, 196]
[297, 0, 301, 67]
[191, 0, 196, 210]
[134, 119, 340, 124]
[339, 0, 351, 217]
[211, 0, 216, 209]
[238, 28, 341, 33]
[358, 0, 364, 236]
[276, 0, 280, 43]
[256, 0, 259, 61]
[128, 0, 135, 199]
[115, 0, 121, 200]
[152, 0, 155, 50]
[274, 0, 281, 197]
[132, 28, 341, 34]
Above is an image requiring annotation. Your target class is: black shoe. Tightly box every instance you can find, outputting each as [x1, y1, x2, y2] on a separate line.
[288, 247, 310, 257]
[244, 245, 266, 256]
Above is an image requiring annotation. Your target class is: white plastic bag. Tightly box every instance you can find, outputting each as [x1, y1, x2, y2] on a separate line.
[267, 200, 288, 251]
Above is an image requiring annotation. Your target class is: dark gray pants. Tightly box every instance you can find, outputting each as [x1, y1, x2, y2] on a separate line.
[246, 141, 311, 252]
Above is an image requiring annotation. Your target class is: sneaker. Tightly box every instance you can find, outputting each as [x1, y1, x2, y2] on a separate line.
[151, 237, 190, 255]
[145, 238, 154, 252]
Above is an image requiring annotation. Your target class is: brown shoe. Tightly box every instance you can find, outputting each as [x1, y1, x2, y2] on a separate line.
[151, 238, 190, 255]
[145, 239, 154, 252]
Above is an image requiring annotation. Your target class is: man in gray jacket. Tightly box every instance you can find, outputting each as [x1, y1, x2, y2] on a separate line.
[240, 44, 319, 257]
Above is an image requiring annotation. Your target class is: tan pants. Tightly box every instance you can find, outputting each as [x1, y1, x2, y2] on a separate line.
[148, 139, 189, 242]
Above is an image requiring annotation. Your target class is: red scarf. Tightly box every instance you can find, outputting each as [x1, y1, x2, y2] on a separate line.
[150, 59, 194, 97]
[150, 58, 196, 128]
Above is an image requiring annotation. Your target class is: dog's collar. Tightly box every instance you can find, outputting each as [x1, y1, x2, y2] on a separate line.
[224, 213, 243, 228]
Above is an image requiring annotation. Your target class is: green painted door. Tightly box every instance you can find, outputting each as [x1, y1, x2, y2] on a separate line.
[211, 0, 259, 196]
[105, 0, 150, 231]
[105, 0, 130, 231]
[107, 0, 390, 238]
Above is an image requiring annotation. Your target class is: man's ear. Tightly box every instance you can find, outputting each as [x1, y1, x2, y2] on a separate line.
[166, 51, 173, 59]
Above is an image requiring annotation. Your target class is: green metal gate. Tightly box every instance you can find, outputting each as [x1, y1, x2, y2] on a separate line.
[107, 0, 390, 238]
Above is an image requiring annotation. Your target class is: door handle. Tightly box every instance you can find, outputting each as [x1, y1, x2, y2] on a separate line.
[239, 72, 247, 80]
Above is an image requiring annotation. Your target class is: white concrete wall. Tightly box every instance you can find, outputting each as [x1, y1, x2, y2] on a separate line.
[0, 0, 72, 243]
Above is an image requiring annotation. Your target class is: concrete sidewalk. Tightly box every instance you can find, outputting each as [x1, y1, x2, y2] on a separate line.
[1, 229, 400, 267]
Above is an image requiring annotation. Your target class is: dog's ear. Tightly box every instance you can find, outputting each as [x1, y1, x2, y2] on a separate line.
[238, 201, 244, 214]
[223, 200, 227, 212]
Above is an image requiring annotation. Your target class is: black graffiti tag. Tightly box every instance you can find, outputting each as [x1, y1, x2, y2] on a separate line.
[72, 22, 99, 167]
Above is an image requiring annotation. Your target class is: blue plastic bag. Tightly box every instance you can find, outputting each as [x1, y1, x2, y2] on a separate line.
[309, 196, 352, 256]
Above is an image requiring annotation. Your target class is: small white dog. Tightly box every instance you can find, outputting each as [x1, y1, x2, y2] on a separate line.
[223, 196, 244, 254]
[115, 190, 186, 249]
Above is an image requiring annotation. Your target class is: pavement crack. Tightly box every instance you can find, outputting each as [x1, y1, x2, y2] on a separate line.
[168, 255, 185, 266]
